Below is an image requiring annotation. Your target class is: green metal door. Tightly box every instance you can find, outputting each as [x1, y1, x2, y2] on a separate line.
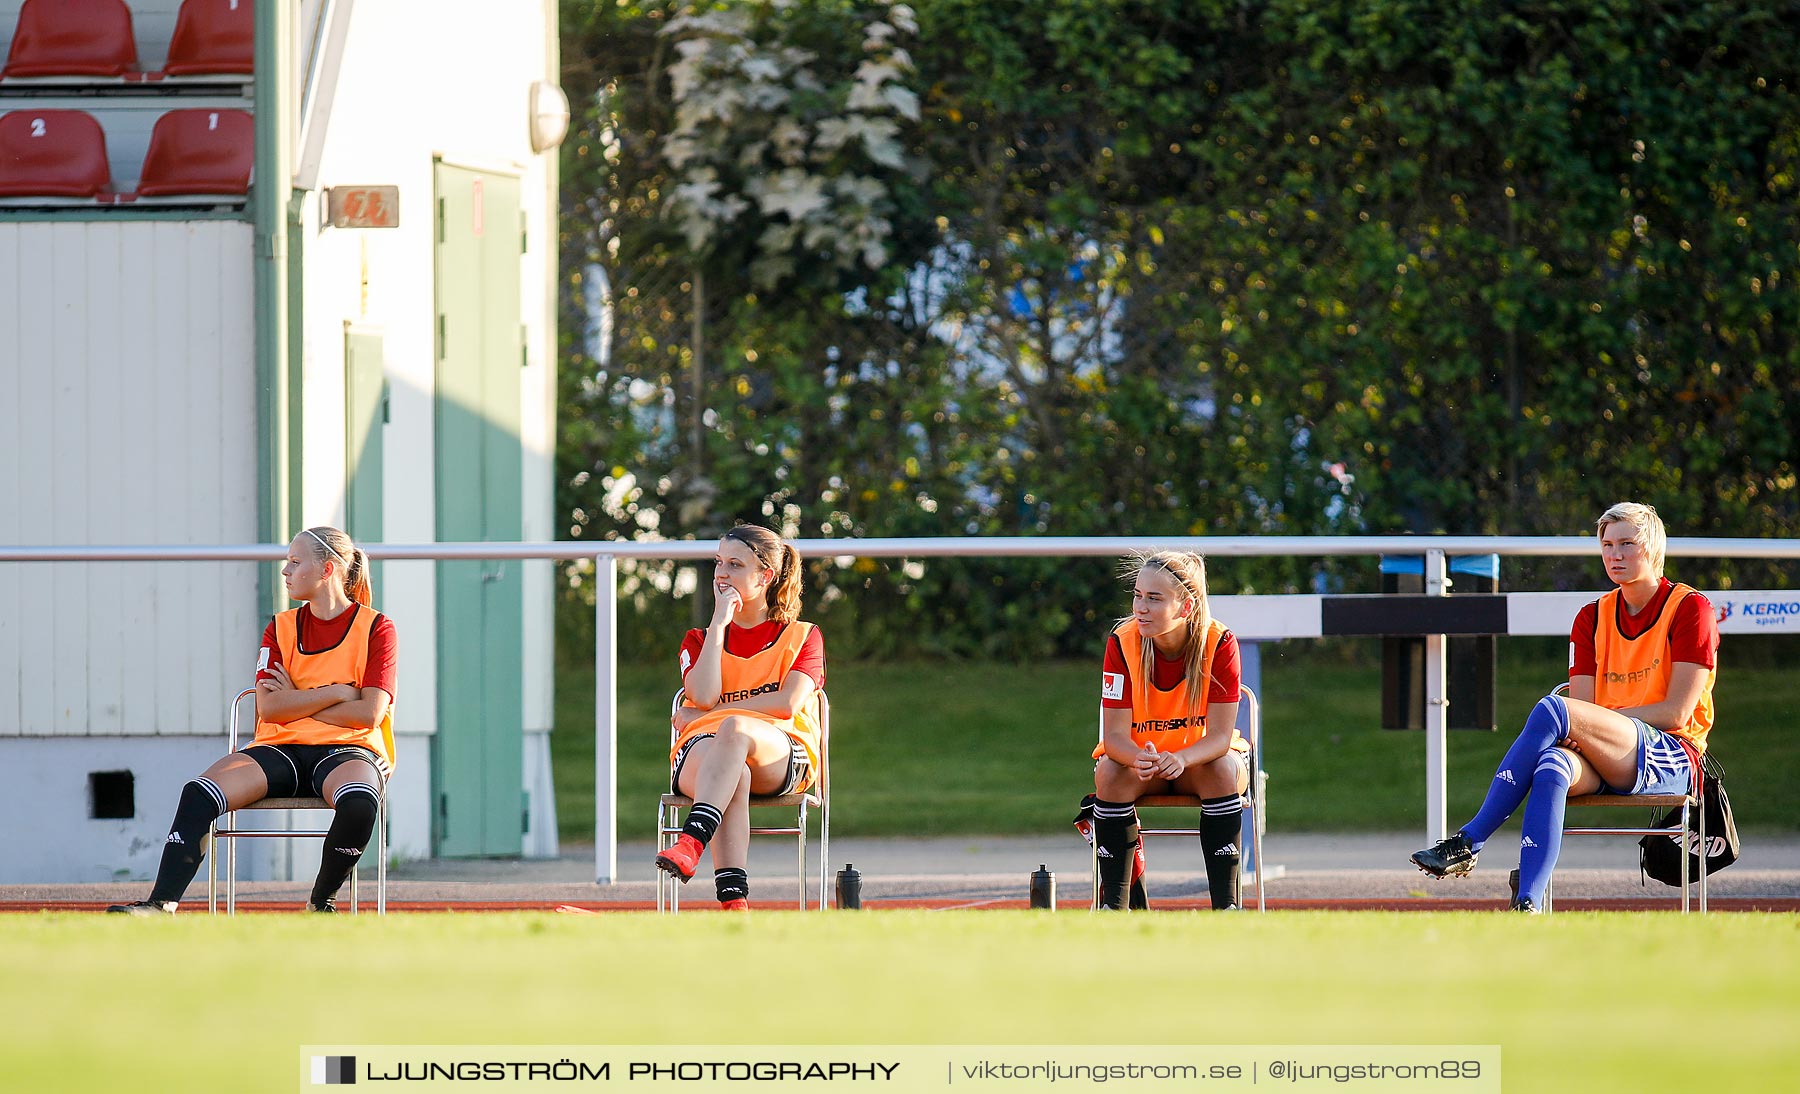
[344, 325, 386, 597]
[432, 161, 525, 857]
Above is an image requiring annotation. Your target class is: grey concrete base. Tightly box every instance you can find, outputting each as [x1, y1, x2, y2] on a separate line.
[0, 734, 434, 884]
[0, 735, 292, 883]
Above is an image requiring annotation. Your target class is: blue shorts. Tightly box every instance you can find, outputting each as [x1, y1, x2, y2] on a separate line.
[1601, 720, 1693, 796]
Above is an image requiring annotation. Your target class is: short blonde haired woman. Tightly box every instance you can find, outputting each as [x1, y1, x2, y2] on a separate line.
[1411, 503, 1719, 912]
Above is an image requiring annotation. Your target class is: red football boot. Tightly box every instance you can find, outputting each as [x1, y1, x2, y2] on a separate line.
[654, 833, 704, 882]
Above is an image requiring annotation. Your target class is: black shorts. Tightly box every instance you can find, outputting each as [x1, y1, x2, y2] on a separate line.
[670, 733, 812, 796]
[242, 743, 382, 799]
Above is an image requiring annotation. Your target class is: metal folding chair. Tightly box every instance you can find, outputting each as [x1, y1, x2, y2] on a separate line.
[1543, 683, 1704, 913]
[206, 688, 388, 914]
[656, 689, 830, 912]
[1090, 684, 1266, 911]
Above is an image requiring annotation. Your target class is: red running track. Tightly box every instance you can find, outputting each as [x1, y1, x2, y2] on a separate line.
[10, 898, 1798, 914]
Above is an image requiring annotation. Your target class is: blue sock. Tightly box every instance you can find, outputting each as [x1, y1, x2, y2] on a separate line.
[1516, 748, 1578, 905]
[1460, 695, 1571, 849]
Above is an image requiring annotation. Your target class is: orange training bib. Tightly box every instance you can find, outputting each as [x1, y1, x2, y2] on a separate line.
[672, 621, 821, 778]
[1093, 618, 1245, 760]
[254, 605, 396, 772]
[1591, 584, 1714, 752]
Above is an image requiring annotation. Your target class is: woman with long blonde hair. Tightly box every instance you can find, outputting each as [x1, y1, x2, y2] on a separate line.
[655, 523, 825, 910]
[109, 526, 396, 914]
[1091, 551, 1246, 909]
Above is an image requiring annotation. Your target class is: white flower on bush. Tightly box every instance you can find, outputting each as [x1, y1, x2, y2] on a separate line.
[659, 0, 919, 286]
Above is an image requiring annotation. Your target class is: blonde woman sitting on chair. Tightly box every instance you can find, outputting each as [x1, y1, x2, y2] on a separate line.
[655, 523, 825, 911]
[1411, 502, 1718, 912]
[108, 526, 396, 915]
[1092, 551, 1245, 910]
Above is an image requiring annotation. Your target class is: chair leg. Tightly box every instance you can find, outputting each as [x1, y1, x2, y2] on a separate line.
[226, 825, 238, 916]
[1679, 800, 1690, 914]
[1697, 792, 1707, 914]
[1089, 835, 1100, 911]
[377, 793, 388, 916]
[795, 801, 808, 911]
[656, 803, 675, 915]
[818, 798, 830, 911]
[1249, 791, 1265, 913]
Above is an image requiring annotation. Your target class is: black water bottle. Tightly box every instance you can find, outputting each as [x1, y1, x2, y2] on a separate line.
[1029, 864, 1056, 910]
[835, 863, 862, 909]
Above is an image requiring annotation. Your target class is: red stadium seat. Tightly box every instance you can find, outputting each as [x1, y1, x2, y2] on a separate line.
[1, 0, 138, 78]
[0, 110, 111, 197]
[162, 0, 254, 76]
[135, 108, 253, 196]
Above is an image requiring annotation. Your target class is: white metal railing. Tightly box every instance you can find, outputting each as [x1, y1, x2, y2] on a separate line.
[7, 535, 1800, 563]
[5, 535, 1797, 879]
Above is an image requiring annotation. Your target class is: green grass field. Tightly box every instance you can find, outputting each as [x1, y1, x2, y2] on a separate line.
[9, 913, 1797, 1093]
[551, 647, 1800, 842]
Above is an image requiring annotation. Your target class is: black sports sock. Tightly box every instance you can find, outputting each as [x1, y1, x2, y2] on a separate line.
[309, 785, 379, 906]
[714, 867, 748, 903]
[1092, 798, 1139, 910]
[147, 778, 230, 905]
[682, 802, 723, 847]
[1200, 794, 1244, 909]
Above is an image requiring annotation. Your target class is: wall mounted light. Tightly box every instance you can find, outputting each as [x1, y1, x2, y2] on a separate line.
[529, 81, 571, 153]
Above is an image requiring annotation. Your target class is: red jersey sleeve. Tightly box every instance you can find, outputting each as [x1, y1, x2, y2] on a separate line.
[788, 625, 826, 690]
[1671, 591, 1719, 668]
[361, 613, 398, 696]
[1101, 633, 1132, 708]
[256, 618, 281, 683]
[678, 629, 705, 685]
[1569, 601, 1600, 678]
[1208, 630, 1242, 703]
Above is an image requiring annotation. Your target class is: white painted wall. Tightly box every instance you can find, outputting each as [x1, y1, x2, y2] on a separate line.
[0, 219, 259, 738]
[0, 218, 260, 883]
[295, 0, 560, 857]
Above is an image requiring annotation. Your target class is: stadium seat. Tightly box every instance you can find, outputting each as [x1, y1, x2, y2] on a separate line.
[656, 689, 831, 912]
[1541, 682, 1706, 913]
[162, 0, 254, 76]
[1, 0, 138, 78]
[0, 109, 111, 197]
[134, 108, 253, 196]
[206, 690, 389, 915]
[1089, 684, 1268, 912]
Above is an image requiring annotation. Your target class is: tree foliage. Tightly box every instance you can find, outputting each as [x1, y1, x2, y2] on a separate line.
[557, 0, 1800, 660]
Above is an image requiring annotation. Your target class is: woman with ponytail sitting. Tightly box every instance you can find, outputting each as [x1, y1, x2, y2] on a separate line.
[655, 524, 825, 911]
[108, 527, 396, 915]
[1091, 551, 1246, 910]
